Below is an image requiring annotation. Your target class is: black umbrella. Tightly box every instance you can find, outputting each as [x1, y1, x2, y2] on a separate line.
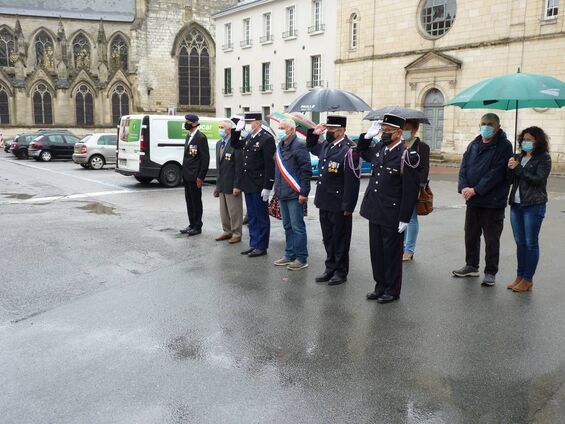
[287, 88, 372, 113]
[364, 106, 430, 124]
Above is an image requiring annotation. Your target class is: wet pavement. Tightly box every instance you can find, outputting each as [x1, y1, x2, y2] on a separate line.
[1, 152, 565, 423]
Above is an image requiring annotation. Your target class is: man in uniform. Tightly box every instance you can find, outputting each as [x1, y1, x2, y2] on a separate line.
[307, 116, 361, 286]
[179, 114, 210, 237]
[357, 114, 420, 303]
[232, 112, 276, 257]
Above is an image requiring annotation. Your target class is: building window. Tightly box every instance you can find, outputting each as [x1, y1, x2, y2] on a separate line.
[242, 106, 250, 113]
[261, 62, 271, 92]
[309, 55, 322, 88]
[72, 34, 91, 69]
[224, 107, 232, 118]
[262, 106, 271, 120]
[224, 68, 232, 95]
[0, 87, 9, 124]
[33, 83, 53, 125]
[223, 23, 233, 50]
[0, 29, 15, 67]
[283, 7, 297, 38]
[110, 35, 128, 71]
[350, 13, 359, 49]
[34, 31, 54, 67]
[545, 0, 559, 18]
[75, 84, 94, 126]
[419, 0, 457, 38]
[178, 28, 211, 106]
[309, 1, 324, 33]
[261, 13, 273, 43]
[111, 84, 130, 126]
[241, 18, 252, 47]
[283, 59, 295, 90]
[241, 65, 251, 93]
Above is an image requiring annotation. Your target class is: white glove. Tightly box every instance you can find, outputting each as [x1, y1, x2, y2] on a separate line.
[235, 119, 246, 132]
[261, 189, 271, 202]
[365, 120, 382, 139]
[398, 222, 409, 234]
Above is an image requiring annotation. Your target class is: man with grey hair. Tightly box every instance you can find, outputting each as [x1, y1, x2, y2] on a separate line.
[273, 119, 312, 270]
[453, 113, 513, 286]
[213, 118, 244, 244]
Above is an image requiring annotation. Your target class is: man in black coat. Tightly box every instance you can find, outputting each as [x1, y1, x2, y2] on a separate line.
[453, 113, 513, 286]
[358, 114, 420, 304]
[180, 114, 210, 236]
[307, 116, 360, 286]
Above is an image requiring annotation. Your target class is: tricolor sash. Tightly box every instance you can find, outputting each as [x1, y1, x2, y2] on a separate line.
[275, 144, 301, 193]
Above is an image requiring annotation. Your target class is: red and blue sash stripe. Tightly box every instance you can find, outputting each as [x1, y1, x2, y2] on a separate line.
[275, 144, 301, 193]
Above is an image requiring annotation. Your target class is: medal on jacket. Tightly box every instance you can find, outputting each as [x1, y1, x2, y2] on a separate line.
[225, 153, 232, 161]
[329, 161, 340, 173]
[189, 145, 198, 157]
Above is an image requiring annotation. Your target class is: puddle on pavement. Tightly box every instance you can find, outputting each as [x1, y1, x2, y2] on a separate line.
[77, 202, 118, 215]
[166, 335, 203, 361]
[1, 192, 35, 200]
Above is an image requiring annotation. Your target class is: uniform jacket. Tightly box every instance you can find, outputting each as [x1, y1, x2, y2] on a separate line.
[182, 130, 210, 182]
[508, 152, 552, 207]
[274, 134, 312, 200]
[232, 129, 276, 193]
[458, 130, 513, 209]
[306, 129, 360, 213]
[357, 135, 420, 227]
[408, 137, 430, 187]
[215, 134, 243, 194]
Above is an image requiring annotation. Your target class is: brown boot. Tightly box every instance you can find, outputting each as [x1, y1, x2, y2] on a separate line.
[228, 235, 241, 244]
[512, 279, 533, 292]
[215, 233, 232, 241]
[506, 277, 522, 290]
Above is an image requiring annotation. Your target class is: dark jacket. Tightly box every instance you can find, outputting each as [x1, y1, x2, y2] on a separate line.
[508, 152, 552, 207]
[215, 134, 243, 194]
[458, 130, 513, 209]
[274, 134, 312, 200]
[306, 129, 360, 213]
[182, 130, 210, 182]
[232, 129, 276, 193]
[357, 135, 420, 227]
[408, 137, 430, 187]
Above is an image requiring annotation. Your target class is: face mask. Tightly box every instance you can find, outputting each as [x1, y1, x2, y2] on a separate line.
[277, 130, 288, 142]
[380, 132, 393, 145]
[184, 123, 191, 131]
[326, 132, 336, 143]
[480, 125, 495, 139]
[402, 131, 412, 141]
[241, 129, 250, 138]
[245, 124, 253, 134]
[521, 140, 534, 152]
[219, 129, 226, 139]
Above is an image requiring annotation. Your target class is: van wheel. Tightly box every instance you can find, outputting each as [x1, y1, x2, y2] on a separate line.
[134, 176, 153, 184]
[89, 154, 105, 170]
[39, 150, 52, 162]
[159, 163, 181, 188]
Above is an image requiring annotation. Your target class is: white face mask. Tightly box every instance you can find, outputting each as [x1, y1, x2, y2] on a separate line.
[245, 124, 253, 133]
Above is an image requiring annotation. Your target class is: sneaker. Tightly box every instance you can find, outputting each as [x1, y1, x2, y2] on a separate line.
[274, 257, 294, 266]
[481, 274, 496, 287]
[452, 265, 480, 278]
[287, 260, 309, 271]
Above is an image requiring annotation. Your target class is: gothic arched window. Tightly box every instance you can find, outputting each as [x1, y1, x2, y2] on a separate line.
[34, 31, 54, 67]
[0, 86, 9, 124]
[111, 84, 130, 125]
[73, 34, 91, 69]
[0, 29, 15, 67]
[110, 35, 128, 71]
[178, 28, 211, 106]
[33, 83, 53, 124]
[75, 84, 94, 125]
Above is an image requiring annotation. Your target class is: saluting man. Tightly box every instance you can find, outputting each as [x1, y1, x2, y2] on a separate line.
[180, 114, 210, 237]
[307, 116, 361, 286]
[232, 112, 276, 257]
[357, 114, 420, 303]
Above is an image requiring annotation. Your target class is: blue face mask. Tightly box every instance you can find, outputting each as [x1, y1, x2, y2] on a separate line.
[402, 130, 412, 141]
[219, 129, 226, 139]
[480, 125, 495, 139]
[521, 140, 534, 152]
[277, 130, 288, 142]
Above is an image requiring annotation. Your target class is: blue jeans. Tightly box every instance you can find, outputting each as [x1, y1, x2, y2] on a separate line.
[244, 192, 270, 251]
[403, 208, 419, 254]
[510, 203, 546, 281]
[280, 198, 308, 263]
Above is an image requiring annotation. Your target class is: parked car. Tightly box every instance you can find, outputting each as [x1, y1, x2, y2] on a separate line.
[72, 133, 117, 170]
[28, 132, 81, 162]
[10, 133, 41, 159]
[4, 137, 13, 153]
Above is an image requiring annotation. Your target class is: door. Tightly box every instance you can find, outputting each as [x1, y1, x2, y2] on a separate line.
[103, 135, 117, 164]
[48, 134, 66, 157]
[64, 135, 81, 157]
[423, 88, 445, 151]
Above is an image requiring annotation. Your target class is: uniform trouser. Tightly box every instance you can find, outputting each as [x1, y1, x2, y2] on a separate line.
[369, 222, 403, 297]
[219, 192, 243, 237]
[244, 191, 270, 250]
[319, 209, 352, 278]
[184, 181, 203, 230]
[464, 206, 505, 275]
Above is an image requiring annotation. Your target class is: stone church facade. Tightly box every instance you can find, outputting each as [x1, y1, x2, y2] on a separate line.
[0, 0, 237, 136]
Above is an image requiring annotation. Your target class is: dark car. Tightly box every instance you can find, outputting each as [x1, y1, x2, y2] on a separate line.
[4, 137, 13, 153]
[10, 133, 41, 159]
[28, 132, 81, 162]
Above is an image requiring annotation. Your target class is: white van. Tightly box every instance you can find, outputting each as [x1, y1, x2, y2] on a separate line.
[115, 114, 225, 187]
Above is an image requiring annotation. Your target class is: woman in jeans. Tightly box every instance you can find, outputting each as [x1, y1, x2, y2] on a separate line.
[402, 119, 430, 261]
[507, 127, 552, 292]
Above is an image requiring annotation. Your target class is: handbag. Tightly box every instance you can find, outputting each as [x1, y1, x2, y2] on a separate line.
[268, 193, 308, 220]
[416, 182, 433, 216]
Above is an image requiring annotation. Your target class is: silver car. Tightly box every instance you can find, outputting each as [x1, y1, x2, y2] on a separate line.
[72, 133, 117, 170]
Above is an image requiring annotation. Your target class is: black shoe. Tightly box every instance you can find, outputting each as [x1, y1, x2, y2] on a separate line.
[179, 226, 191, 234]
[243, 216, 249, 225]
[241, 247, 254, 255]
[315, 272, 333, 283]
[187, 229, 201, 236]
[376, 294, 399, 304]
[248, 249, 267, 258]
[328, 275, 347, 286]
[366, 291, 383, 300]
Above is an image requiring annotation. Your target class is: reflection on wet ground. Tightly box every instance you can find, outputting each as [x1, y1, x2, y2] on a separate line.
[77, 202, 118, 215]
[1, 192, 35, 200]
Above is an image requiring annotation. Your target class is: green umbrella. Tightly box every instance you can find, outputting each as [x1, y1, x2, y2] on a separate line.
[448, 71, 565, 149]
